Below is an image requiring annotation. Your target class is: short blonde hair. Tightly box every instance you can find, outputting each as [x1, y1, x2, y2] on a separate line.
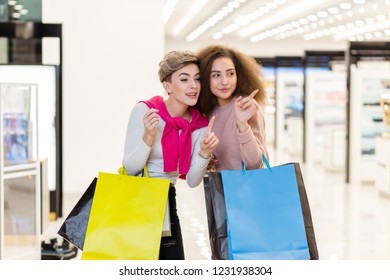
[158, 51, 199, 83]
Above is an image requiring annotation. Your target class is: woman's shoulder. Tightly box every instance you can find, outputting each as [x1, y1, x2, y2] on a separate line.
[133, 101, 149, 111]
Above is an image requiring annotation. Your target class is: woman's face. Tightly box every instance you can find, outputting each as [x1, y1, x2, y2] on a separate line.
[209, 57, 237, 106]
[165, 63, 201, 107]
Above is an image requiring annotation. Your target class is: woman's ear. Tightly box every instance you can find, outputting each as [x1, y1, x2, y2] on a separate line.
[162, 81, 172, 94]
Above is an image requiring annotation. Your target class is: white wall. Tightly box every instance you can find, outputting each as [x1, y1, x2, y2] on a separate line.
[42, 0, 165, 194]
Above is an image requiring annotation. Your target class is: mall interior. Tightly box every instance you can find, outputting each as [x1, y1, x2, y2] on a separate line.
[0, 0, 390, 261]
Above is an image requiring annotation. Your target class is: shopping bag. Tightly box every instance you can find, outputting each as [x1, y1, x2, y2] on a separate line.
[57, 178, 97, 250]
[81, 171, 170, 260]
[203, 172, 228, 260]
[221, 162, 317, 260]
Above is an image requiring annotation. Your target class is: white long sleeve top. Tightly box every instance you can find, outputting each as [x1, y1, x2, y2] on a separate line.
[122, 102, 210, 187]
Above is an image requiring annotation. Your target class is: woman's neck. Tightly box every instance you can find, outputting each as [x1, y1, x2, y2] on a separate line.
[164, 97, 191, 120]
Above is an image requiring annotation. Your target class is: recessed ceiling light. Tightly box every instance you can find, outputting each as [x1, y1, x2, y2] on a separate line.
[317, 11, 328, 18]
[328, 7, 339, 14]
[376, 15, 386, 21]
[339, 2, 352, 10]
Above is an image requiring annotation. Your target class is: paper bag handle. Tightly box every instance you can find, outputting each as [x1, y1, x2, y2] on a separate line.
[118, 165, 149, 177]
[241, 153, 272, 173]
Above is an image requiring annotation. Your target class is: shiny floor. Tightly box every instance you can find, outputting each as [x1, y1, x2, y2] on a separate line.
[46, 147, 390, 260]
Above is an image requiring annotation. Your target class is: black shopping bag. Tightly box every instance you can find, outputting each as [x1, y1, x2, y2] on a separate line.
[203, 172, 228, 260]
[57, 178, 97, 250]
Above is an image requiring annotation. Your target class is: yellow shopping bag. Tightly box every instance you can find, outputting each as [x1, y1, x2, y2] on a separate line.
[81, 169, 170, 260]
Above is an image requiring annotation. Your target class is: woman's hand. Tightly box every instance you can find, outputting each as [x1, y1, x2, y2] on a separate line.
[234, 89, 259, 132]
[200, 116, 219, 159]
[142, 108, 159, 147]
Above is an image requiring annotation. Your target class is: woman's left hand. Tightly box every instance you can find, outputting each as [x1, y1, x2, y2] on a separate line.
[235, 89, 259, 132]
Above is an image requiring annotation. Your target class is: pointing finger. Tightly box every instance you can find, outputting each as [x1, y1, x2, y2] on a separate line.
[249, 89, 259, 99]
[206, 116, 215, 135]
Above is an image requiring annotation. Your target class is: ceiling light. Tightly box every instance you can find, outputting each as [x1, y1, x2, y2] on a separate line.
[339, 2, 352, 10]
[328, 7, 339, 14]
[355, 20, 364, 26]
[291, 21, 300, 27]
[376, 15, 386, 21]
[317, 11, 328, 18]
[299, 18, 309, 25]
[186, 1, 241, 41]
[353, 0, 366, 4]
[162, 0, 179, 24]
[356, 35, 364, 41]
[172, 0, 208, 35]
[242, 0, 318, 37]
[267, 2, 278, 9]
[228, 1, 240, 8]
[334, 19, 390, 40]
[364, 17, 375, 25]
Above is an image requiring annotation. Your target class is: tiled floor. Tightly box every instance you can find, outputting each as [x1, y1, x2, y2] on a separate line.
[45, 147, 390, 260]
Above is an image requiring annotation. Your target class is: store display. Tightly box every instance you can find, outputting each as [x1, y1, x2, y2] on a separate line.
[0, 83, 41, 260]
[305, 70, 347, 167]
[275, 67, 304, 154]
[349, 64, 390, 184]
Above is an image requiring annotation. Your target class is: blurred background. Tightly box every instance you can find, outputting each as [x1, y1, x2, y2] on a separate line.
[0, 0, 390, 260]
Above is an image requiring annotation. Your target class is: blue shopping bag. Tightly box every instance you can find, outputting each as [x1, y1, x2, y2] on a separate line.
[221, 162, 311, 260]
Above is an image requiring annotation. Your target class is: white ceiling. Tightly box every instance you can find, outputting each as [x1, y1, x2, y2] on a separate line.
[164, 0, 390, 47]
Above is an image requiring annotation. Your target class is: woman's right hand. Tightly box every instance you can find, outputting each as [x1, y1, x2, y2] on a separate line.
[200, 116, 219, 158]
[142, 108, 159, 147]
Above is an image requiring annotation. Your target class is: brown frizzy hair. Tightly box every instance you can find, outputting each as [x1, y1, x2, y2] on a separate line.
[196, 44, 267, 117]
[158, 50, 199, 83]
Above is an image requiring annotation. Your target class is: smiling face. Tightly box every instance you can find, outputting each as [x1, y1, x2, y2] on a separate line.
[163, 63, 201, 107]
[209, 57, 237, 106]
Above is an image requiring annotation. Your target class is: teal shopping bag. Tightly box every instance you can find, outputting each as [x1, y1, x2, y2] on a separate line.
[221, 162, 311, 260]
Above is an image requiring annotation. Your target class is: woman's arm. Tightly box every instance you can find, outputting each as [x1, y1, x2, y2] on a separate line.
[186, 128, 212, 187]
[122, 103, 153, 175]
[237, 107, 268, 170]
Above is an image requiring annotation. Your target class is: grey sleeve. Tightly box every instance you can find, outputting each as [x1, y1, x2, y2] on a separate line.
[186, 127, 210, 188]
[122, 103, 152, 175]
